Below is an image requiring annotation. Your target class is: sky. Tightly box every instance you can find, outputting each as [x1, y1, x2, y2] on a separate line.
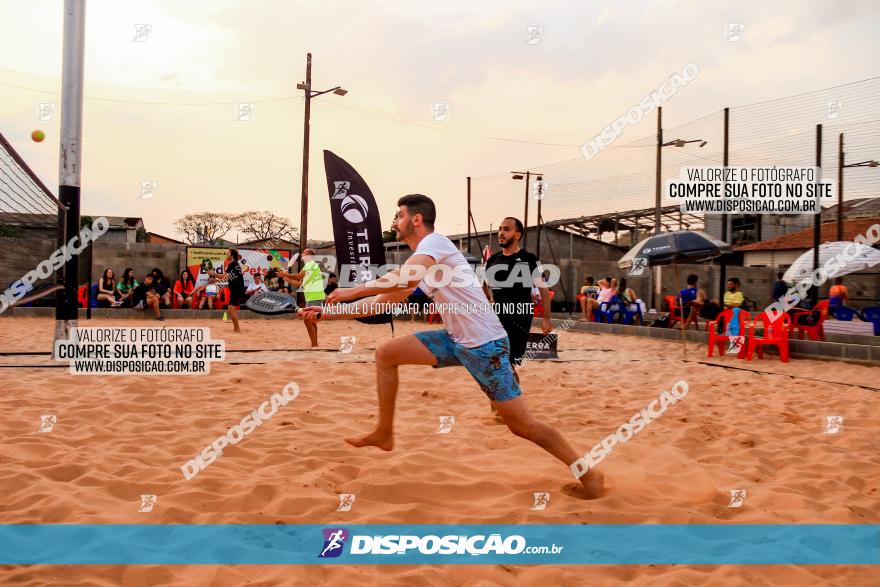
[1, 0, 879, 242]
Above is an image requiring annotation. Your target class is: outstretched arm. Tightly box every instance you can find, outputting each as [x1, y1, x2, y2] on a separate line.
[325, 254, 436, 304]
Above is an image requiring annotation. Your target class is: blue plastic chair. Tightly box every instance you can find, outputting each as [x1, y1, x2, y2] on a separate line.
[830, 306, 856, 321]
[596, 296, 622, 323]
[90, 284, 99, 308]
[860, 306, 880, 335]
[621, 302, 643, 325]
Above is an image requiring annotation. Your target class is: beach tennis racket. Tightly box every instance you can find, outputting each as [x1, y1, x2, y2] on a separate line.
[244, 290, 321, 319]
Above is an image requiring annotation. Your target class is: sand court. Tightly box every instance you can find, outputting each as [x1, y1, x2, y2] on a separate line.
[0, 316, 878, 584]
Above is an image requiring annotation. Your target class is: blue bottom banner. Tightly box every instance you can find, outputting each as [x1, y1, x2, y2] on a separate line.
[1, 524, 878, 565]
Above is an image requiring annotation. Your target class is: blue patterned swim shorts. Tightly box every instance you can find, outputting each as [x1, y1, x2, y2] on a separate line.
[413, 330, 522, 403]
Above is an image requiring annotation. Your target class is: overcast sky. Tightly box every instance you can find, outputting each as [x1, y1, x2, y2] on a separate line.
[1, 0, 878, 241]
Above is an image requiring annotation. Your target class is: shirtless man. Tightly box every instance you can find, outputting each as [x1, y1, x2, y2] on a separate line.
[300, 194, 604, 498]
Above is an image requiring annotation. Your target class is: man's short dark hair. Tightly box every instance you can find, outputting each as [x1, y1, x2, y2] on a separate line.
[729, 277, 741, 286]
[229, 248, 240, 261]
[834, 276, 844, 284]
[777, 272, 784, 279]
[585, 276, 594, 285]
[687, 274, 698, 286]
[504, 217, 525, 238]
[397, 194, 436, 229]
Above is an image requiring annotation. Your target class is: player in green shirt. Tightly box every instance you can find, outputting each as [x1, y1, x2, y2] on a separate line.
[279, 248, 325, 347]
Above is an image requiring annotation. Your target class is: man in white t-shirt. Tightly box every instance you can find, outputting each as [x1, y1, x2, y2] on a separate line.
[302, 194, 603, 498]
[245, 273, 269, 298]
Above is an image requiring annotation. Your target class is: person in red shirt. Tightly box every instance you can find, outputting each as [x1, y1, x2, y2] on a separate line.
[174, 269, 196, 309]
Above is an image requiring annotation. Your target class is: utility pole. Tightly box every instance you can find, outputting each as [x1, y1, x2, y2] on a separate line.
[523, 170, 531, 250]
[298, 53, 312, 269]
[811, 124, 822, 306]
[296, 54, 346, 269]
[54, 0, 85, 347]
[654, 106, 663, 234]
[838, 133, 844, 241]
[466, 176, 471, 254]
[720, 107, 729, 301]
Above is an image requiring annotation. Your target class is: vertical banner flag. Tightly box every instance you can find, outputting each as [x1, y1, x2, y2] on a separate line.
[323, 150, 392, 325]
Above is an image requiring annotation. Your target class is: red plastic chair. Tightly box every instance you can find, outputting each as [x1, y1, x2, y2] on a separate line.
[534, 291, 556, 317]
[789, 300, 829, 341]
[706, 308, 751, 359]
[77, 284, 89, 308]
[747, 312, 791, 362]
[666, 295, 683, 328]
[214, 287, 230, 310]
[667, 294, 702, 330]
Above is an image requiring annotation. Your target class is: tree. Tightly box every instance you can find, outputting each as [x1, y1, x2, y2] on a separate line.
[174, 212, 236, 245]
[234, 211, 299, 243]
[382, 216, 397, 243]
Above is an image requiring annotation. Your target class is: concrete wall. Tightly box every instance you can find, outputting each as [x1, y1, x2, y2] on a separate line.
[742, 250, 802, 267]
[705, 214, 813, 244]
[91, 241, 186, 284]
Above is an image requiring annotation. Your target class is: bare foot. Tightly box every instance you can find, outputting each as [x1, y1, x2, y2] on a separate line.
[345, 430, 393, 451]
[563, 469, 605, 500]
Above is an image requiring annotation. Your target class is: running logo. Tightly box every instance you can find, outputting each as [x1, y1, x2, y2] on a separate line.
[318, 528, 349, 558]
[339, 336, 356, 353]
[823, 415, 843, 434]
[630, 257, 647, 276]
[531, 492, 550, 511]
[727, 335, 746, 355]
[437, 416, 456, 434]
[727, 489, 746, 508]
[138, 494, 157, 512]
[331, 181, 350, 199]
[337, 494, 356, 512]
[38, 415, 57, 433]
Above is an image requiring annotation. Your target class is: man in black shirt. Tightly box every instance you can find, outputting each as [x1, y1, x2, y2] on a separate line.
[484, 217, 552, 370]
[132, 274, 163, 320]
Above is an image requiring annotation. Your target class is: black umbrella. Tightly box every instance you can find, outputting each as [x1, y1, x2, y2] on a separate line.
[618, 231, 731, 269]
[618, 230, 732, 354]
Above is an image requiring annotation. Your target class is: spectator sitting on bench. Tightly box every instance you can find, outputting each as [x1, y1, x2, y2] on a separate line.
[132, 274, 163, 320]
[174, 269, 196, 309]
[116, 268, 138, 308]
[579, 276, 600, 321]
[96, 268, 120, 307]
[829, 276, 849, 307]
[150, 268, 172, 308]
[198, 277, 219, 310]
[245, 272, 269, 299]
[679, 273, 708, 326]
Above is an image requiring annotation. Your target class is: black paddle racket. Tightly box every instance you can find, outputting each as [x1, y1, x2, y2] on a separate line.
[244, 291, 321, 319]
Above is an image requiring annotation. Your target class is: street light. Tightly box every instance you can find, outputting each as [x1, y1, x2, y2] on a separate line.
[652, 106, 707, 309]
[511, 171, 543, 251]
[656, 133, 707, 233]
[297, 52, 346, 268]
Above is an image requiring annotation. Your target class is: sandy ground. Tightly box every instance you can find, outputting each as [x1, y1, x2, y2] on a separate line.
[0, 315, 878, 586]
